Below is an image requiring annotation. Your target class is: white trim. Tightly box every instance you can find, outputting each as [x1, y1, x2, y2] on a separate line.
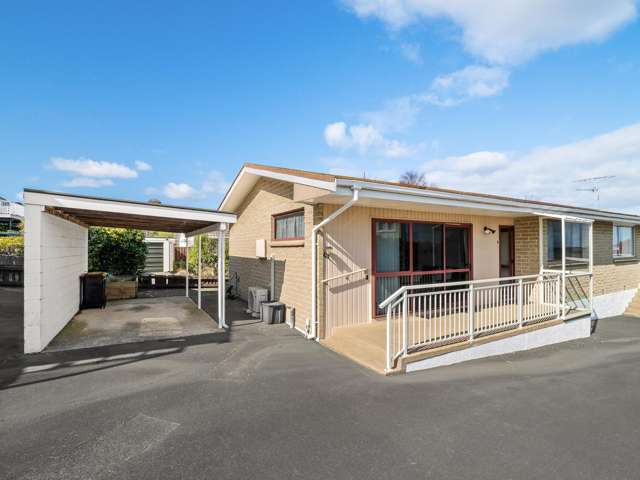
[219, 166, 336, 212]
[333, 180, 639, 224]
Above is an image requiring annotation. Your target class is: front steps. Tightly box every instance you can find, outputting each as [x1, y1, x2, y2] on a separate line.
[625, 290, 640, 317]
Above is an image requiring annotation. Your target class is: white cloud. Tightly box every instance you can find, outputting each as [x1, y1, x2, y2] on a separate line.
[62, 177, 114, 188]
[152, 170, 231, 202]
[135, 160, 152, 171]
[162, 182, 203, 200]
[399, 42, 423, 64]
[420, 122, 640, 212]
[16, 192, 23, 201]
[422, 65, 510, 106]
[324, 121, 416, 157]
[50, 157, 138, 178]
[201, 170, 231, 195]
[343, 0, 636, 65]
[361, 96, 422, 133]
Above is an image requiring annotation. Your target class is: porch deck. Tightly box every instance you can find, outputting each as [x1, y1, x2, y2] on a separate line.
[322, 306, 587, 374]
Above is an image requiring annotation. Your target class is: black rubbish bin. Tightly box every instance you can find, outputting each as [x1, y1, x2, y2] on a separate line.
[80, 272, 107, 309]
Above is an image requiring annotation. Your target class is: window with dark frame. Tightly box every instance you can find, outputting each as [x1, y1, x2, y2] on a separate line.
[613, 225, 634, 258]
[372, 220, 472, 315]
[273, 209, 304, 241]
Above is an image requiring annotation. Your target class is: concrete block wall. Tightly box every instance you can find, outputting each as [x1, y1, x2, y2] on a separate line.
[24, 206, 87, 353]
[228, 177, 317, 334]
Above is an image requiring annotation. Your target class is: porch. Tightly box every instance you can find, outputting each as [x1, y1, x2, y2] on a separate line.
[320, 211, 595, 374]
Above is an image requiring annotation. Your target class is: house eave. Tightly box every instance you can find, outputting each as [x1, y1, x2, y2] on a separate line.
[332, 179, 640, 224]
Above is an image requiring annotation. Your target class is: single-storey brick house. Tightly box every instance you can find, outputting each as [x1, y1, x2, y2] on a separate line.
[221, 163, 640, 373]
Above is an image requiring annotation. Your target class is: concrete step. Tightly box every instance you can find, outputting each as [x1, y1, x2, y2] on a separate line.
[322, 335, 387, 374]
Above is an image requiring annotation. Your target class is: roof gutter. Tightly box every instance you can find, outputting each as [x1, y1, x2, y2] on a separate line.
[310, 186, 360, 340]
[334, 180, 640, 224]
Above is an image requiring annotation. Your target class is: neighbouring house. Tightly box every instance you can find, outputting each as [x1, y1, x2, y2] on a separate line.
[0, 196, 24, 233]
[143, 236, 176, 273]
[221, 163, 640, 374]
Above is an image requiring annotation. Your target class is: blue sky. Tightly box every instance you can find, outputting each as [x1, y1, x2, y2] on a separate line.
[2, 1, 640, 212]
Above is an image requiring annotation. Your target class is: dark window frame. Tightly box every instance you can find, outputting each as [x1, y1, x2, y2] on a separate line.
[613, 224, 635, 259]
[371, 219, 473, 316]
[272, 208, 305, 241]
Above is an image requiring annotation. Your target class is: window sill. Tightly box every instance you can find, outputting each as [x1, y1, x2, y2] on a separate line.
[613, 256, 638, 264]
[271, 239, 305, 248]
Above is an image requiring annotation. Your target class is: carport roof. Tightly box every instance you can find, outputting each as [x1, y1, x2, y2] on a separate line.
[23, 189, 236, 234]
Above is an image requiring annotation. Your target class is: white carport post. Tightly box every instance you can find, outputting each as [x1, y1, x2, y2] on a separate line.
[217, 223, 228, 328]
[589, 221, 594, 318]
[197, 234, 202, 310]
[561, 216, 567, 319]
[185, 237, 190, 298]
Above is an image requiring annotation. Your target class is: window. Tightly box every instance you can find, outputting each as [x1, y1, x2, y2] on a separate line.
[547, 220, 589, 262]
[372, 220, 472, 314]
[273, 210, 304, 240]
[613, 225, 634, 258]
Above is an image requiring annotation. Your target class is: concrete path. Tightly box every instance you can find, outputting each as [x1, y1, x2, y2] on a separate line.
[1, 298, 640, 479]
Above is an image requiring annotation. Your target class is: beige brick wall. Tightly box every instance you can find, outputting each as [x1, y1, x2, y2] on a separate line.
[514, 216, 640, 295]
[228, 177, 317, 333]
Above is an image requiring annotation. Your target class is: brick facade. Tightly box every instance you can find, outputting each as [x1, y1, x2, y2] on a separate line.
[228, 177, 318, 333]
[514, 216, 640, 296]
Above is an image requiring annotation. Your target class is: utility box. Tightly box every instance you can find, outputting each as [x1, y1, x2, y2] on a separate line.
[256, 239, 266, 258]
[261, 302, 285, 324]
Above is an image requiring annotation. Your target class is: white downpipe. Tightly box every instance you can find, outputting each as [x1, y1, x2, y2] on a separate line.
[310, 187, 360, 340]
[270, 255, 275, 301]
[198, 234, 202, 310]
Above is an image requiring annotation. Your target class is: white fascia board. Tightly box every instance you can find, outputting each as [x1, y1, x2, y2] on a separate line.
[335, 180, 640, 224]
[219, 166, 338, 212]
[244, 167, 337, 191]
[186, 222, 228, 237]
[23, 190, 236, 224]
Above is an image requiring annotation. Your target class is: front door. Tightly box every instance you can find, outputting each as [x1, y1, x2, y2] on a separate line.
[499, 226, 515, 278]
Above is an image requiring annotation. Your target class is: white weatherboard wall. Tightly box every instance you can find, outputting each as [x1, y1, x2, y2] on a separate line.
[406, 316, 592, 373]
[24, 205, 87, 353]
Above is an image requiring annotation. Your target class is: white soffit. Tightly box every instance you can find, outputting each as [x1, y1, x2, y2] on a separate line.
[219, 166, 336, 212]
[23, 189, 236, 225]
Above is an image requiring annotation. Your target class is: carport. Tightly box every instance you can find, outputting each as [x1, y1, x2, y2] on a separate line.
[22, 189, 236, 353]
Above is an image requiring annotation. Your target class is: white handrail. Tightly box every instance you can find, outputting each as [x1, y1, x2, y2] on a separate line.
[321, 268, 367, 284]
[384, 273, 564, 372]
[378, 272, 560, 309]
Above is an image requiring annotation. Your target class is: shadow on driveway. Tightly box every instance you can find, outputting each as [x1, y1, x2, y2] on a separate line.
[0, 329, 229, 390]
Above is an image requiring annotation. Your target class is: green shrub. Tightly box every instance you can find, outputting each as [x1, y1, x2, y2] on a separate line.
[0, 236, 24, 256]
[88, 227, 147, 276]
[187, 235, 228, 275]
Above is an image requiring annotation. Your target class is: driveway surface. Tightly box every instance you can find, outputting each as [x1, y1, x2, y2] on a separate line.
[1, 295, 640, 479]
[46, 294, 221, 351]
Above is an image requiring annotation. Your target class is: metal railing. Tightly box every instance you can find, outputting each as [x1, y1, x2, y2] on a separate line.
[381, 273, 567, 371]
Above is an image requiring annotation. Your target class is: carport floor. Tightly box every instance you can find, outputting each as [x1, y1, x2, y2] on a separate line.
[46, 295, 221, 351]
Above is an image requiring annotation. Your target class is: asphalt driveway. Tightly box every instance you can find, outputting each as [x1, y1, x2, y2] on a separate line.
[1, 303, 640, 479]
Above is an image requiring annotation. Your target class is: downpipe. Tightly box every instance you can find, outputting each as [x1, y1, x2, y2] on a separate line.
[310, 187, 360, 340]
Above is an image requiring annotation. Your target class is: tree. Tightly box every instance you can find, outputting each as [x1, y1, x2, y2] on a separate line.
[399, 170, 427, 186]
[88, 227, 147, 276]
[187, 235, 229, 276]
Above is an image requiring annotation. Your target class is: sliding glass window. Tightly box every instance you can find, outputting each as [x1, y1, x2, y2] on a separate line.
[373, 220, 472, 315]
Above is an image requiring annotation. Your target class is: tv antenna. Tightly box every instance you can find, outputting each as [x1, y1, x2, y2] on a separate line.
[574, 175, 615, 206]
